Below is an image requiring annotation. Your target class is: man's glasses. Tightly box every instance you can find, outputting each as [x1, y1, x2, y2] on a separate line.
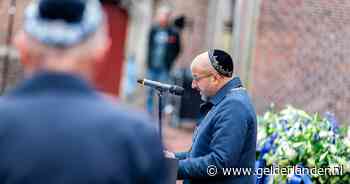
[192, 73, 212, 82]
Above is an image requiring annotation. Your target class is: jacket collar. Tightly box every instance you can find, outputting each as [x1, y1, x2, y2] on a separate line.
[209, 76, 242, 105]
[9, 71, 96, 96]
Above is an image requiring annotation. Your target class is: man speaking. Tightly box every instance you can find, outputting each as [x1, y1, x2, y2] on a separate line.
[166, 49, 257, 184]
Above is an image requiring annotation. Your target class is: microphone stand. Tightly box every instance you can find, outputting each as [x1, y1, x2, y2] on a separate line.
[156, 89, 165, 140]
[156, 89, 178, 184]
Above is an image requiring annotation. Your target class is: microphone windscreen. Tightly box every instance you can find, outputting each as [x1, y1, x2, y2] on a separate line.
[137, 79, 143, 84]
[173, 86, 184, 96]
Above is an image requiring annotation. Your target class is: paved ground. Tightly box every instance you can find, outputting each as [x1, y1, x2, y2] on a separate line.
[163, 120, 195, 152]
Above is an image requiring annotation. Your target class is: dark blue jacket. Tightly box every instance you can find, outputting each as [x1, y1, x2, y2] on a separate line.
[0, 72, 166, 184]
[147, 24, 181, 72]
[176, 77, 257, 184]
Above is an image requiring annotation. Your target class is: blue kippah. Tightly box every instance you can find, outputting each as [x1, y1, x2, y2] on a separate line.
[39, 0, 85, 23]
[24, 0, 104, 48]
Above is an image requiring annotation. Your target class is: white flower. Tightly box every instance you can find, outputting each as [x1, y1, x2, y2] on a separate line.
[283, 145, 297, 160]
[329, 145, 337, 154]
[319, 130, 331, 138]
[257, 130, 267, 143]
[344, 138, 350, 148]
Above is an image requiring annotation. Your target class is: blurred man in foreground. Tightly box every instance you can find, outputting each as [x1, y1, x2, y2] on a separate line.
[166, 49, 257, 184]
[0, 0, 166, 183]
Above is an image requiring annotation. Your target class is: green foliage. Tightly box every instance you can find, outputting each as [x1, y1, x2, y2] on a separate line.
[258, 106, 350, 183]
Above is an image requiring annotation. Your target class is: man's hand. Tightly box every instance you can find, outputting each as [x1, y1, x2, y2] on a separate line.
[164, 150, 175, 158]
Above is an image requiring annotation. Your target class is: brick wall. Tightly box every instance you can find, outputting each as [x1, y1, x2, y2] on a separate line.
[0, 47, 23, 92]
[252, 0, 350, 124]
[0, 0, 30, 45]
[0, 0, 29, 92]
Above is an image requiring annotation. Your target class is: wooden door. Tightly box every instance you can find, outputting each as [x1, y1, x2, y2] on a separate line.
[93, 3, 128, 96]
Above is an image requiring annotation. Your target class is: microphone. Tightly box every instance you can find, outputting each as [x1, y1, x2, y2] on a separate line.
[137, 79, 184, 96]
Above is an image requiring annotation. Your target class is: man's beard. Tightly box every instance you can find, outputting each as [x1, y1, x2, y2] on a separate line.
[201, 94, 209, 102]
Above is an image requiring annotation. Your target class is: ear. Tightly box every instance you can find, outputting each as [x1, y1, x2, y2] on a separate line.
[211, 75, 218, 84]
[13, 31, 30, 66]
[212, 73, 219, 81]
[94, 37, 111, 65]
[93, 24, 112, 64]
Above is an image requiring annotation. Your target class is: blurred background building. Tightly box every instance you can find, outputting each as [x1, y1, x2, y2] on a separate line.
[0, 0, 349, 125]
[252, 0, 350, 125]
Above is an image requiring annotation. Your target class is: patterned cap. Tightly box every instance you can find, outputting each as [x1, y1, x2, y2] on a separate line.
[208, 49, 234, 77]
[24, 0, 104, 48]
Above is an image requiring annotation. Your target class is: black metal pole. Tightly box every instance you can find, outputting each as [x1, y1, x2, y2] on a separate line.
[157, 90, 163, 140]
[1, 0, 17, 94]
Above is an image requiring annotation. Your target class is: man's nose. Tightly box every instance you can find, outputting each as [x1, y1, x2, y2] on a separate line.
[191, 80, 197, 89]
